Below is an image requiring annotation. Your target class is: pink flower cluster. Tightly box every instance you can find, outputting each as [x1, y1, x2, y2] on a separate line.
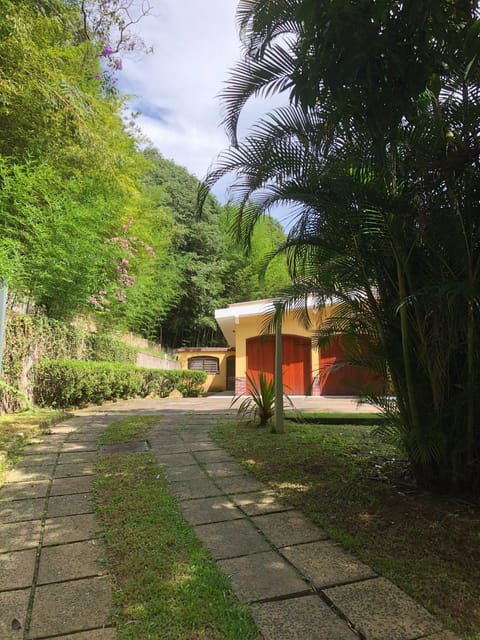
[88, 290, 111, 311]
[87, 216, 155, 312]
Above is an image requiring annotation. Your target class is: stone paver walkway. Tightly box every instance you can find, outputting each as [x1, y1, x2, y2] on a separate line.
[0, 414, 118, 639]
[0, 397, 460, 640]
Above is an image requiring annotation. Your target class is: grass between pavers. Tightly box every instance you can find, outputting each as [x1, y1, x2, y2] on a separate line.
[96, 414, 161, 445]
[0, 408, 69, 486]
[94, 415, 260, 640]
[212, 418, 480, 640]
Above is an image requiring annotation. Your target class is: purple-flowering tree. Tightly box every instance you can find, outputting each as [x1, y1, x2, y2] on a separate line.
[80, 0, 152, 86]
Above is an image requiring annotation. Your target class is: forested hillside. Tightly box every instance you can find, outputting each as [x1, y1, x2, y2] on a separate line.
[0, 1, 289, 348]
[132, 149, 290, 346]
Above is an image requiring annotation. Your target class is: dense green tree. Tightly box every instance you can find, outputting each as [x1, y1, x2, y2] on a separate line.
[141, 149, 290, 347]
[0, 0, 157, 319]
[141, 149, 227, 346]
[219, 204, 290, 303]
[203, 0, 480, 493]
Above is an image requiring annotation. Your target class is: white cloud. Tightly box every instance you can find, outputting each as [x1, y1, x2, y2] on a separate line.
[118, 0, 291, 223]
[119, 1, 239, 175]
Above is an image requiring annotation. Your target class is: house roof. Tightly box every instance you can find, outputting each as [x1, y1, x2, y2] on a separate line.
[175, 347, 234, 353]
[215, 299, 277, 347]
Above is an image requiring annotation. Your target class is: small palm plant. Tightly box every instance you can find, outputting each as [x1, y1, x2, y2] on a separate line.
[232, 372, 293, 427]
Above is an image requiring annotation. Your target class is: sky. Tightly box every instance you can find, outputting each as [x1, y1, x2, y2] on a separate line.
[118, 0, 291, 225]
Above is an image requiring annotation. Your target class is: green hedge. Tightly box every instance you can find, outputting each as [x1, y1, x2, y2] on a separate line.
[33, 360, 207, 408]
[1, 312, 138, 412]
[140, 369, 207, 398]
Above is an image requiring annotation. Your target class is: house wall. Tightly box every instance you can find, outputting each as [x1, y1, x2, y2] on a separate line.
[234, 306, 332, 395]
[176, 348, 235, 392]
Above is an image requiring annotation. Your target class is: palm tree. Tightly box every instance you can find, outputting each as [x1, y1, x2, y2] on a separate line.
[200, 0, 480, 494]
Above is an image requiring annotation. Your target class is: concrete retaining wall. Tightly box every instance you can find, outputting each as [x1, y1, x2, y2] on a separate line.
[136, 352, 180, 370]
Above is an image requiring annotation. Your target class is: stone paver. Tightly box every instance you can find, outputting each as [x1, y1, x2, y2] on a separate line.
[251, 595, 358, 640]
[186, 441, 222, 451]
[57, 452, 97, 464]
[43, 513, 98, 546]
[282, 540, 377, 588]
[61, 442, 97, 453]
[252, 510, 329, 547]
[170, 478, 223, 500]
[46, 493, 93, 518]
[0, 480, 50, 501]
[232, 490, 294, 515]
[54, 462, 95, 478]
[203, 461, 248, 478]
[218, 551, 311, 603]
[193, 449, 234, 463]
[154, 452, 197, 467]
[0, 520, 42, 553]
[180, 496, 244, 525]
[0, 497, 46, 523]
[48, 425, 77, 435]
[212, 474, 265, 494]
[67, 432, 105, 442]
[22, 444, 61, 455]
[38, 540, 106, 584]
[50, 475, 93, 496]
[16, 454, 57, 468]
[0, 480, 49, 502]
[180, 433, 212, 442]
[0, 589, 30, 639]
[324, 577, 443, 640]
[164, 465, 208, 482]
[7, 467, 53, 483]
[152, 442, 191, 454]
[0, 549, 37, 590]
[194, 519, 271, 559]
[29, 576, 112, 638]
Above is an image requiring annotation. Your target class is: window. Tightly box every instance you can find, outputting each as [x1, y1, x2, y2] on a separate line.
[188, 356, 219, 375]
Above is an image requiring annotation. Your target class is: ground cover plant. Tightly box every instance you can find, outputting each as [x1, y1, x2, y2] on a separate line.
[94, 415, 259, 640]
[0, 408, 67, 486]
[212, 418, 480, 639]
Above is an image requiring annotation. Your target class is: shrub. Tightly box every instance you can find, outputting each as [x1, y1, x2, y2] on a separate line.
[33, 360, 142, 408]
[139, 369, 207, 398]
[174, 370, 207, 397]
[33, 361, 208, 408]
[139, 369, 176, 398]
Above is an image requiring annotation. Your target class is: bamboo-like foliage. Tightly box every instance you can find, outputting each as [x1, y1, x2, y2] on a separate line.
[201, 0, 480, 494]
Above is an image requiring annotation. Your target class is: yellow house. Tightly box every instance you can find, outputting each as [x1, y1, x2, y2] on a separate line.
[215, 299, 380, 396]
[175, 347, 236, 393]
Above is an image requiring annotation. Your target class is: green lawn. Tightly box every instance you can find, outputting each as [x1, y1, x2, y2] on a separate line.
[94, 415, 259, 640]
[212, 418, 480, 640]
[287, 410, 382, 420]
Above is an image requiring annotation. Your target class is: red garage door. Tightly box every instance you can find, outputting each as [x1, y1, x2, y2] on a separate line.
[319, 335, 382, 395]
[246, 335, 312, 395]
